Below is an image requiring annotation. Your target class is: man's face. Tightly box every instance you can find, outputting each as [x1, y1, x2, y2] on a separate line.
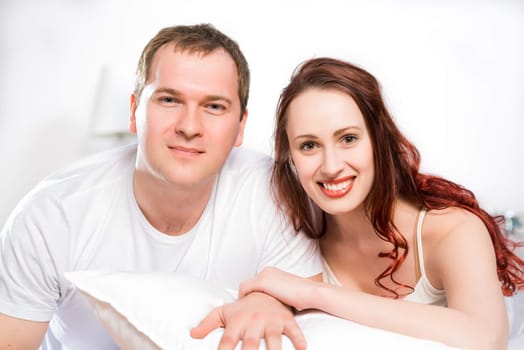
[130, 44, 247, 190]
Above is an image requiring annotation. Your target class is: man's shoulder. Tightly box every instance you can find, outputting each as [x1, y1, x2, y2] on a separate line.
[216, 147, 275, 203]
[56, 143, 137, 175]
[2, 144, 137, 243]
[26, 144, 136, 202]
[222, 147, 273, 173]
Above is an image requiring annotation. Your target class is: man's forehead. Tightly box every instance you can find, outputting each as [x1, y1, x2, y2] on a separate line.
[143, 45, 239, 104]
[149, 44, 237, 79]
[157, 42, 229, 61]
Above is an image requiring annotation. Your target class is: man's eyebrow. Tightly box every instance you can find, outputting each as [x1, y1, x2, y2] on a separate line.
[152, 88, 232, 106]
[153, 87, 181, 96]
[204, 95, 232, 106]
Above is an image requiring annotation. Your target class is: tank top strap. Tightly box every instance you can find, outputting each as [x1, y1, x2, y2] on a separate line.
[415, 208, 428, 277]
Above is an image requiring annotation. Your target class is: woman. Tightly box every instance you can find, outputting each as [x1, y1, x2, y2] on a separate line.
[239, 57, 524, 349]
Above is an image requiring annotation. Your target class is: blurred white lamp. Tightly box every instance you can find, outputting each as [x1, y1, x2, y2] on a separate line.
[89, 64, 136, 147]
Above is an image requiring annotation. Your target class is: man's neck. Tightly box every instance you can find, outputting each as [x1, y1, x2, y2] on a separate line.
[132, 171, 216, 236]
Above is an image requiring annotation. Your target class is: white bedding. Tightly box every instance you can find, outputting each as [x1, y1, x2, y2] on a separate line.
[506, 291, 524, 350]
[65, 270, 462, 349]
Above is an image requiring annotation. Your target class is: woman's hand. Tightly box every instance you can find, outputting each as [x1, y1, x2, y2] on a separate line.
[238, 267, 320, 312]
[191, 291, 305, 350]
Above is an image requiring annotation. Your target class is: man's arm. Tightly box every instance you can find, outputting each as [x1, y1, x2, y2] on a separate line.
[0, 313, 48, 350]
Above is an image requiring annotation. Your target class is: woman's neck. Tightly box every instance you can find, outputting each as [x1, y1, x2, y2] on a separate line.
[322, 198, 420, 250]
[325, 205, 374, 244]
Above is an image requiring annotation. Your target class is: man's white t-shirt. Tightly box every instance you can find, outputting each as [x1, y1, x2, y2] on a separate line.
[0, 144, 321, 349]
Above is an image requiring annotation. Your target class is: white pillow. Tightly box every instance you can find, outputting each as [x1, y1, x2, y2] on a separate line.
[506, 292, 524, 350]
[65, 271, 459, 350]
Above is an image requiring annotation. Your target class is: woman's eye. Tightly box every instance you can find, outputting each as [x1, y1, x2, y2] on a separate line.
[300, 142, 316, 151]
[341, 135, 357, 144]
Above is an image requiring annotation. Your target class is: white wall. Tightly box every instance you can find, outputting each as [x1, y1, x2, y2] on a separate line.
[1, 0, 523, 226]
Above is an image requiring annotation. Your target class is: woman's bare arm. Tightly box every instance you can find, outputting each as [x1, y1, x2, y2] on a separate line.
[0, 313, 48, 350]
[239, 214, 508, 350]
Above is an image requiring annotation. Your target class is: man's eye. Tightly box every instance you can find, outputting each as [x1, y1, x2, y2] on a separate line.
[207, 103, 226, 111]
[159, 96, 178, 104]
[300, 142, 316, 151]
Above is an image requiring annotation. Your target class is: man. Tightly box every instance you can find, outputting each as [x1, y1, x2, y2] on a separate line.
[0, 24, 320, 349]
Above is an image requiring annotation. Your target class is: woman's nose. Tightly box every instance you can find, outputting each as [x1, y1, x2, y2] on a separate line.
[320, 147, 344, 177]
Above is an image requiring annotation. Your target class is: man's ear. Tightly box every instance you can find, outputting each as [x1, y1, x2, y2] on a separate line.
[129, 93, 138, 134]
[234, 110, 248, 147]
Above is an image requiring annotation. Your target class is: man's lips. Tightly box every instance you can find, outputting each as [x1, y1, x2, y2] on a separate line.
[168, 145, 204, 155]
[317, 176, 354, 198]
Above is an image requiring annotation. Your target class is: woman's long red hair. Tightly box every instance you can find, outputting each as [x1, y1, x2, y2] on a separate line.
[272, 57, 524, 297]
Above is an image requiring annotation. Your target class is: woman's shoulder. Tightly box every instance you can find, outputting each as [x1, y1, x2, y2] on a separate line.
[423, 206, 490, 251]
[421, 207, 494, 289]
[426, 207, 486, 232]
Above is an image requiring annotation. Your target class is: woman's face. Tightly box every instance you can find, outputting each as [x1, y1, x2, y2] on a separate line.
[286, 88, 374, 216]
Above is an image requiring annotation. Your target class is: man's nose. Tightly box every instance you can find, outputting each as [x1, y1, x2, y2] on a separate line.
[175, 106, 202, 139]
